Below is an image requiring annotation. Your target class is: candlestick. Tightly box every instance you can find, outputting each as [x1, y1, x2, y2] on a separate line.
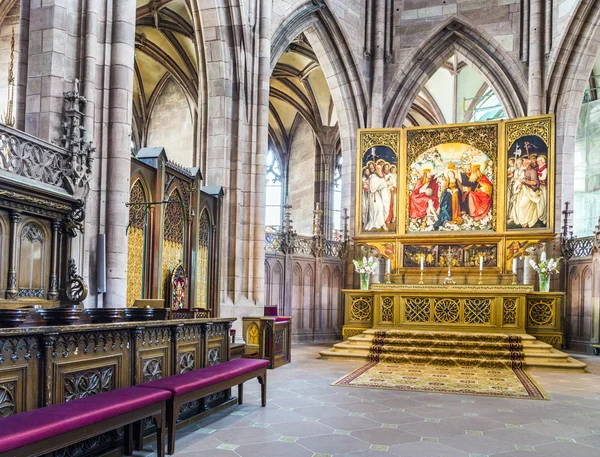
[478, 270, 483, 285]
[479, 256, 483, 271]
[418, 270, 424, 285]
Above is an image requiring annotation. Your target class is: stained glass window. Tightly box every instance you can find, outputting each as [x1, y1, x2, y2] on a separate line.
[265, 149, 283, 231]
[332, 153, 343, 240]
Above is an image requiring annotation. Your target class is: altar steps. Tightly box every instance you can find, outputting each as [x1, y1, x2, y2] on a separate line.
[319, 330, 588, 371]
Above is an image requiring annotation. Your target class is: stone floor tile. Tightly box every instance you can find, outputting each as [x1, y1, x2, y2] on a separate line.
[484, 427, 555, 446]
[210, 425, 281, 445]
[272, 396, 323, 409]
[309, 393, 364, 405]
[268, 420, 334, 437]
[363, 410, 423, 425]
[521, 421, 595, 438]
[397, 420, 464, 438]
[440, 434, 516, 455]
[388, 440, 470, 457]
[338, 401, 392, 414]
[440, 416, 504, 431]
[576, 433, 600, 448]
[296, 433, 370, 454]
[293, 405, 351, 418]
[351, 427, 420, 446]
[532, 442, 599, 457]
[319, 415, 382, 431]
[404, 405, 465, 420]
[235, 441, 314, 457]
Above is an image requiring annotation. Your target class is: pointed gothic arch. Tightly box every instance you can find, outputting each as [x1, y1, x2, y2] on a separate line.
[384, 17, 527, 127]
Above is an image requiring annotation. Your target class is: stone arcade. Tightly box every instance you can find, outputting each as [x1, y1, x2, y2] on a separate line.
[1, 1, 600, 456]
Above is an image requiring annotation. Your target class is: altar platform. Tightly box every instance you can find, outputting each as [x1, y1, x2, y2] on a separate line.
[320, 284, 587, 371]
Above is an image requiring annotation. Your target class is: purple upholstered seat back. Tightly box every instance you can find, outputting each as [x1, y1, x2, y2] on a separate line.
[0, 386, 170, 453]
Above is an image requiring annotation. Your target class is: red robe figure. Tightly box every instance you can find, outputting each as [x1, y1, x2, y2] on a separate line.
[409, 169, 439, 219]
[461, 164, 492, 222]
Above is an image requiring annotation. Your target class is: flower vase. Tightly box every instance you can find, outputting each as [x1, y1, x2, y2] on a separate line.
[538, 274, 550, 292]
[359, 273, 370, 290]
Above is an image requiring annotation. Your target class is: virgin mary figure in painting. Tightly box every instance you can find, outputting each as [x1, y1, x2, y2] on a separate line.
[435, 164, 463, 230]
[461, 163, 492, 222]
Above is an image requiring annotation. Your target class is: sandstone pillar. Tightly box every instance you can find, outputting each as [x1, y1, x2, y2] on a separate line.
[15, 0, 29, 130]
[527, 0, 543, 115]
[104, 0, 136, 307]
[250, 0, 272, 305]
[369, 0, 385, 127]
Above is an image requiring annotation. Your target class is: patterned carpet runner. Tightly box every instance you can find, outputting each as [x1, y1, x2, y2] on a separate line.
[333, 330, 548, 400]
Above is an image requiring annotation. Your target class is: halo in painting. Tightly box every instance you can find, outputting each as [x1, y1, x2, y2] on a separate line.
[407, 142, 495, 233]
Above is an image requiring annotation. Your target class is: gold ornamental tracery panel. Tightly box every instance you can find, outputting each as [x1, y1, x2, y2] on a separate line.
[162, 189, 185, 296]
[196, 209, 211, 309]
[127, 180, 147, 307]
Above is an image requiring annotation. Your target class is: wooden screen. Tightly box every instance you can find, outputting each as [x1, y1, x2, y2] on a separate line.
[18, 222, 47, 298]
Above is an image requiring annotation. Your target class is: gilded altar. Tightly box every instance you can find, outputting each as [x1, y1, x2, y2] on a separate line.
[342, 286, 564, 348]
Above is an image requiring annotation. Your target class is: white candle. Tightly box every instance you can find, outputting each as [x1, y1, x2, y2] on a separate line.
[479, 256, 483, 271]
[386, 259, 391, 274]
[420, 256, 424, 271]
[512, 257, 518, 274]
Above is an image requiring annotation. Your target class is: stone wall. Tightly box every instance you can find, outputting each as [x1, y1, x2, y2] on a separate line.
[147, 78, 195, 167]
[288, 118, 316, 235]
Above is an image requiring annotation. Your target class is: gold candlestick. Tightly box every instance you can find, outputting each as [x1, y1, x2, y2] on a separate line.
[478, 270, 483, 285]
[442, 248, 456, 285]
[511, 272, 517, 284]
[418, 270, 424, 285]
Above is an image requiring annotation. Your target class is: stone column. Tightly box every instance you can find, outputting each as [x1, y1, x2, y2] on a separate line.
[15, 0, 29, 130]
[527, 0, 543, 115]
[104, 0, 136, 308]
[47, 220, 60, 300]
[251, 0, 272, 305]
[369, 0, 385, 127]
[5, 211, 20, 299]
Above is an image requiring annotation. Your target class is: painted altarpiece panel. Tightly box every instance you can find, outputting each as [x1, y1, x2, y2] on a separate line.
[404, 123, 499, 234]
[356, 130, 400, 236]
[504, 115, 554, 232]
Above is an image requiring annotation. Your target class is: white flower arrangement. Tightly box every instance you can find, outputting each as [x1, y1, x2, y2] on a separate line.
[353, 256, 378, 275]
[529, 252, 562, 277]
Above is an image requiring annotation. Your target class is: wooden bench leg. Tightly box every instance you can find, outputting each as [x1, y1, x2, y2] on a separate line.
[153, 407, 166, 457]
[258, 370, 267, 407]
[238, 383, 244, 405]
[124, 423, 134, 455]
[167, 400, 177, 455]
[133, 421, 143, 451]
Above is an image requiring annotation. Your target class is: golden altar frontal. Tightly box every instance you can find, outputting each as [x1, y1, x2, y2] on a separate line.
[342, 285, 564, 348]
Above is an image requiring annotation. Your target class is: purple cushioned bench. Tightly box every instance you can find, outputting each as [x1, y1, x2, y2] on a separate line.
[138, 358, 270, 454]
[0, 386, 169, 457]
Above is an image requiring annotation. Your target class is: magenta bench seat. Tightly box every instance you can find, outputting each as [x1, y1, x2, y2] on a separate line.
[0, 386, 170, 457]
[138, 358, 269, 454]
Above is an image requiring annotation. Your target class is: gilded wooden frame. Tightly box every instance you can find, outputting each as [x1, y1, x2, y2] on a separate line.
[354, 116, 556, 273]
[503, 114, 555, 235]
[355, 129, 401, 238]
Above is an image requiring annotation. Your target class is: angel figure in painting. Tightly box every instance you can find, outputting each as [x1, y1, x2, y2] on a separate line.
[509, 157, 541, 228]
[460, 163, 492, 222]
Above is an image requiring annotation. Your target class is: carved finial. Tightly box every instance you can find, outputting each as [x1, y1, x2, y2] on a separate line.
[1, 28, 16, 127]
